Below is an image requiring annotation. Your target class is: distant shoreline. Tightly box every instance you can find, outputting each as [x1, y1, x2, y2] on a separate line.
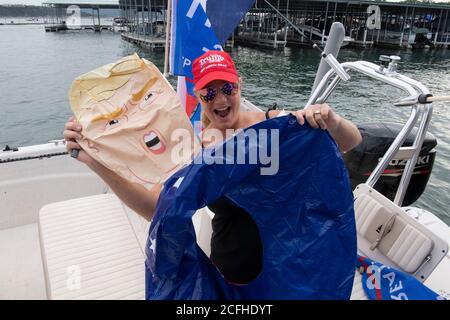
[0, 16, 114, 26]
[0, 22, 46, 25]
[0, 4, 119, 18]
[0, 17, 49, 25]
[0, 18, 47, 25]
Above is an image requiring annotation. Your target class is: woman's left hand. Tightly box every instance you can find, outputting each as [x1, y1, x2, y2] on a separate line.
[294, 103, 341, 133]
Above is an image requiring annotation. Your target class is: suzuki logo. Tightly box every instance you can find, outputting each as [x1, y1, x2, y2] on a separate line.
[378, 155, 431, 167]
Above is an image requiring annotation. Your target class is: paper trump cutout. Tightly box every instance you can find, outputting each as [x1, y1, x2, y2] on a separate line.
[69, 54, 199, 185]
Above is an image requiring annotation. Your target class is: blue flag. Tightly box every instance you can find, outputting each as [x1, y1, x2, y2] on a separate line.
[170, 0, 223, 77]
[357, 255, 445, 300]
[170, 0, 224, 129]
[170, 0, 255, 130]
[145, 115, 357, 299]
[206, 0, 256, 45]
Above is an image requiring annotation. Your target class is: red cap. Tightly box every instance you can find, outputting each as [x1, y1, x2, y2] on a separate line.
[192, 50, 239, 90]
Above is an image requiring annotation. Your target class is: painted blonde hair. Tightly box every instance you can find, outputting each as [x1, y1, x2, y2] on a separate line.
[91, 107, 125, 123]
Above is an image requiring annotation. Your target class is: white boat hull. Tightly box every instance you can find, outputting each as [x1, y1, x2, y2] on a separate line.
[1, 129, 450, 299]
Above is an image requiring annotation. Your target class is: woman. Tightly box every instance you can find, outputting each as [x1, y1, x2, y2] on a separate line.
[64, 50, 362, 285]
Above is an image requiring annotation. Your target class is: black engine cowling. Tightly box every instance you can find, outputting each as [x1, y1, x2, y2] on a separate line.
[343, 122, 436, 206]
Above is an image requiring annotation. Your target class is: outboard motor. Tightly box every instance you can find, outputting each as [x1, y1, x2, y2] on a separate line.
[343, 122, 437, 206]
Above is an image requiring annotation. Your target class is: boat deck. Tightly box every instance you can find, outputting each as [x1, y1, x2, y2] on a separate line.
[0, 223, 46, 300]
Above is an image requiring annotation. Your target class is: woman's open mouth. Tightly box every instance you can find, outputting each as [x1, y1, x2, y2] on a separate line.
[214, 106, 231, 118]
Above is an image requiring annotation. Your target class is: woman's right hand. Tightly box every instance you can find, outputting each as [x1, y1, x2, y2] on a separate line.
[63, 116, 95, 165]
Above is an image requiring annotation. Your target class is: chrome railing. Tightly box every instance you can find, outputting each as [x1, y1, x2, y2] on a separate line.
[306, 55, 432, 206]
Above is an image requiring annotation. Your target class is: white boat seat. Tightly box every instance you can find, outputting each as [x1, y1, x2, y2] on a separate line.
[38, 194, 146, 300]
[41, 183, 446, 299]
[353, 184, 448, 281]
[38, 193, 215, 300]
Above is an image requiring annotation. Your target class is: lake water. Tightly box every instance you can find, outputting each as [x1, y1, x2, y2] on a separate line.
[0, 24, 449, 224]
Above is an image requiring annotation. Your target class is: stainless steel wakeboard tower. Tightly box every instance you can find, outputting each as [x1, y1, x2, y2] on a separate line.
[306, 23, 436, 207]
[304, 23, 450, 281]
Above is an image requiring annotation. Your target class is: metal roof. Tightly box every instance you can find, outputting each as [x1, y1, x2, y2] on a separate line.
[43, 0, 119, 9]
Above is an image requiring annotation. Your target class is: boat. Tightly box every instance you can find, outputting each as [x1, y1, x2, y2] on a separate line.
[307, 51, 450, 298]
[1, 1, 449, 300]
[292, 24, 353, 47]
[1, 49, 450, 299]
[271, 24, 353, 47]
[44, 21, 68, 32]
[112, 17, 127, 33]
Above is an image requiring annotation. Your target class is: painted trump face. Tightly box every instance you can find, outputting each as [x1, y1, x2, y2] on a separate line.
[70, 54, 198, 185]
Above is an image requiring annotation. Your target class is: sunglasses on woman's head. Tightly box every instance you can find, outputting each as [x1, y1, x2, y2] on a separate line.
[198, 82, 239, 103]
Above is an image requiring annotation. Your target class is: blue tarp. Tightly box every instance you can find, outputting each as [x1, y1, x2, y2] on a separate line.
[357, 255, 444, 300]
[145, 115, 357, 299]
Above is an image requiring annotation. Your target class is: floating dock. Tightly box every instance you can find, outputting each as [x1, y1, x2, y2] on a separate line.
[120, 32, 165, 50]
[42, 0, 119, 32]
[118, 0, 168, 51]
[41, 0, 450, 51]
[235, 0, 450, 50]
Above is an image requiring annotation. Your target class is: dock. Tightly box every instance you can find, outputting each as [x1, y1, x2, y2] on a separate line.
[119, 0, 168, 51]
[40, 0, 450, 51]
[44, 23, 111, 31]
[121, 32, 165, 50]
[42, 0, 119, 32]
[234, 0, 450, 50]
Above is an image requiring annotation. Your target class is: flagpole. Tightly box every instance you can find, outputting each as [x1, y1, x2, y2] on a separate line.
[164, 0, 172, 77]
